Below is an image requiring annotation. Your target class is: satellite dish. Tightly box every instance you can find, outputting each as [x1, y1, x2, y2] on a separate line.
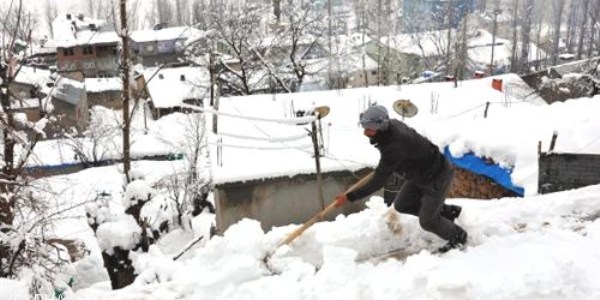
[313, 106, 330, 118]
[393, 99, 418, 118]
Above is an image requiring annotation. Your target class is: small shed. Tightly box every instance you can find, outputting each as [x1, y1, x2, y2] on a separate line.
[141, 65, 209, 119]
[85, 77, 122, 110]
[51, 78, 89, 132]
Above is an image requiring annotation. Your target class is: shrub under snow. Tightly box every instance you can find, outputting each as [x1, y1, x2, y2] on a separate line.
[96, 214, 141, 254]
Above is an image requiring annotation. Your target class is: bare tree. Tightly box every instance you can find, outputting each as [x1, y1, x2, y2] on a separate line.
[565, 0, 580, 53]
[154, 0, 174, 25]
[0, 2, 64, 295]
[174, 0, 190, 26]
[205, 1, 269, 95]
[1, 3, 38, 41]
[62, 107, 120, 168]
[510, 0, 520, 72]
[589, 0, 600, 57]
[519, 0, 534, 74]
[577, 0, 591, 59]
[550, 0, 566, 65]
[192, 0, 207, 29]
[43, 0, 58, 39]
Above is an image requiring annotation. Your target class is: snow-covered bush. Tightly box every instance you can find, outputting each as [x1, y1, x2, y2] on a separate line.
[96, 214, 142, 255]
[123, 179, 154, 210]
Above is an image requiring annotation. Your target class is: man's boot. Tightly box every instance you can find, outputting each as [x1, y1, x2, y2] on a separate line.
[438, 226, 467, 253]
[440, 204, 462, 222]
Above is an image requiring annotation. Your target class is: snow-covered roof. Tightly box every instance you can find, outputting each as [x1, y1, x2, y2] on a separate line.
[11, 98, 41, 109]
[305, 53, 379, 77]
[85, 77, 122, 93]
[145, 66, 210, 108]
[208, 73, 570, 196]
[380, 29, 547, 66]
[52, 13, 119, 48]
[333, 33, 372, 51]
[549, 57, 599, 77]
[13, 66, 52, 87]
[380, 29, 455, 57]
[467, 30, 547, 67]
[130, 26, 203, 43]
[52, 77, 86, 105]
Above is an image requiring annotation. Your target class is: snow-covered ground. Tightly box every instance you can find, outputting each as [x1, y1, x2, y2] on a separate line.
[71, 184, 600, 299]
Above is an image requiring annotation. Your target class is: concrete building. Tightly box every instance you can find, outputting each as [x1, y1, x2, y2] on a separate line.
[53, 13, 120, 80]
[131, 25, 205, 67]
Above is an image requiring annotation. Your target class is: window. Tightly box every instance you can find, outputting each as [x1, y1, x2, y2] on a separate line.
[83, 46, 94, 55]
[146, 44, 155, 52]
[62, 48, 74, 56]
[371, 70, 377, 75]
[84, 61, 96, 70]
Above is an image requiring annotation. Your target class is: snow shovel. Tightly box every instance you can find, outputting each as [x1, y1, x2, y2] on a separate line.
[266, 172, 374, 258]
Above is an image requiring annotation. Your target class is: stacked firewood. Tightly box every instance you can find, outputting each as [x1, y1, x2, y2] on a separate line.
[447, 167, 516, 199]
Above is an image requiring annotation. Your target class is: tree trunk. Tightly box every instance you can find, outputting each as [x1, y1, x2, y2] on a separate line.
[510, 0, 520, 72]
[446, 0, 454, 74]
[577, 0, 590, 59]
[551, 0, 565, 65]
[120, 0, 131, 183]
[273, 0, 281, 23]
[102, 249, 135, 289]
[566, 0, 579, 53]
[0, 50, 16, 277]
[519, 0, 534, 74]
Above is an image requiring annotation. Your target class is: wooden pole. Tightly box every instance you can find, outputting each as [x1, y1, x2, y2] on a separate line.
[120, 0, 131, 183]
[271, 172, 374, 251]
[311, 119, 325, 210]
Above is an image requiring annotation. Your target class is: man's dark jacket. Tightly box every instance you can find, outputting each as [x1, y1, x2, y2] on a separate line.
[347, 119, 446, 201]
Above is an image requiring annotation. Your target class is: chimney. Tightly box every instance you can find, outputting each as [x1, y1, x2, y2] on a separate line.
[77, 13, 84, 21]
[158, 74, 164, 79]
[66, 13, 72, 20]
[180, 74, 186, 81]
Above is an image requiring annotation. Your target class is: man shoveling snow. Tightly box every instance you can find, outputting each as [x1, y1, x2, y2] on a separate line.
[334, 105, 466, 253]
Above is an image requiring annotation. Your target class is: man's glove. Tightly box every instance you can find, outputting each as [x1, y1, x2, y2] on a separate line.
[334, 193, 348, 207]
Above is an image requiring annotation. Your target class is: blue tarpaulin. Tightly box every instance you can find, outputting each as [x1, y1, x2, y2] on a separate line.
[444, 147, 524, 196]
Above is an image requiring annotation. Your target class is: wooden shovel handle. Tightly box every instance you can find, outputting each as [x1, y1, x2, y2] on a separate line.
[275, 171, 374, 249]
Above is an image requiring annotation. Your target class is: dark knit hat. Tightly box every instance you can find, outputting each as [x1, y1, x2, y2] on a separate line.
[359, 105, 390, 130]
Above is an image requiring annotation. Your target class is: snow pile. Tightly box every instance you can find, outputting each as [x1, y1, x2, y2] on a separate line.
[85, 77, 122, 93]
[0, 278, 28, 299]
[75, 184, 600, 299]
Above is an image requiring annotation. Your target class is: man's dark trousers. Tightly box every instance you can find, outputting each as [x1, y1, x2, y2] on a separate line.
[393, 165, 458, 241]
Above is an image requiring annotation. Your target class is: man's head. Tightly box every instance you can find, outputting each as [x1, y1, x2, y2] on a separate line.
[359, 105, 390, 137]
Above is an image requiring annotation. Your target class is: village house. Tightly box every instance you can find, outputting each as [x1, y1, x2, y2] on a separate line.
[53, 13, 120, 81]
[50, 77, 89, 133]
[85, 77, 122, 110]
[368, 29, 547, 84]
[138, 65, 209, 119]
[130, 25, 204, 67]
[9, 66, 54, 122]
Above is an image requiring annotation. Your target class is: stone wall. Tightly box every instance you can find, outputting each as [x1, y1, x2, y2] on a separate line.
[539, 152, 600, 194]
